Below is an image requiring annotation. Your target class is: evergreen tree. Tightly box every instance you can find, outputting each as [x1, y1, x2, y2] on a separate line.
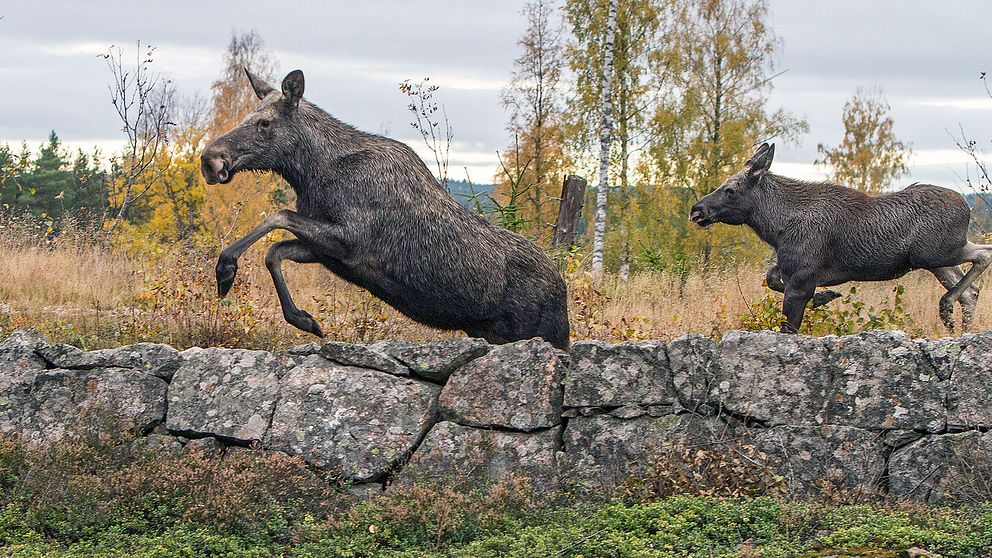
[71, 148, 109, 222]
[18, 131, 74, 216]
[0, 143, 19, 209]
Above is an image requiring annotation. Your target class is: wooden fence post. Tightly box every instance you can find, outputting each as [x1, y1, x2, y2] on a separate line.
[552, 175, 587, 249]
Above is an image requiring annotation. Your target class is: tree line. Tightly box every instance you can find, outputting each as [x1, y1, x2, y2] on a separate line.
[0, 133, 108, 227]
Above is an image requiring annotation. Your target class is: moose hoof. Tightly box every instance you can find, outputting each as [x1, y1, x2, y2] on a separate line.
[288, 309, 324, 338]
[216, 257, 238, 297]
[779, 323, 799, 334]
[811, 290, 842, 308]
[938, 294, 956, 333]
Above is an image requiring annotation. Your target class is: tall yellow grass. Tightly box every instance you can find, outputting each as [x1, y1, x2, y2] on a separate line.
[0, 232, 988, 349]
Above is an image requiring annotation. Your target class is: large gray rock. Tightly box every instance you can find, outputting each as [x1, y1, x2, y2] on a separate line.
[824, 331, 945, 432]
[712, 331, 832, 425]
[286, 342, 321, 356]
[440, 338, 565, 431]
[565, 341, 672, 409]
[37, 342, 181, 380]
[561, 413, 728, 493]
[21, 367, 168, 444]
[754, 425, 886, 495]
[378, 337, 490, 383]
[922, 331, 992, 430]
[166, 348, 284, 442]
[889, 431, 992, 503]
[267, 355, 439, 482]
[667, 334, 720, 414]
[0, 329, 49, 360]
[0, 330, 48, 435]
[396, 421, 559, 492]
[319, 342, 409, 377]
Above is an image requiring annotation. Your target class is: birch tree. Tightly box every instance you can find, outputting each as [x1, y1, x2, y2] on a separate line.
[591, 0, 618, 273]
[816, 86, 910, 193]
[565, 0, 657, 273]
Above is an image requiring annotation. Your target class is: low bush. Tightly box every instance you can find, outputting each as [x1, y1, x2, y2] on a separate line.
[0, 434, 988, 557]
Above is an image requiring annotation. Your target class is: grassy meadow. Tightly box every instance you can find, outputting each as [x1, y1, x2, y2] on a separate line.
[0, 220, 988, 352]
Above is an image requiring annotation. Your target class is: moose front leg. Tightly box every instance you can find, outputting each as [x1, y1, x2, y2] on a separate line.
[767, 265, 840, 308]
[216, 209, 345, 297]
[264, 240, 324, 337]
[781, 275, 817, 333]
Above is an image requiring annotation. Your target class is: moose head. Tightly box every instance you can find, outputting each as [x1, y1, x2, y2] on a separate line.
[200, 69, 307, 185]
[689, 143, 775, 227]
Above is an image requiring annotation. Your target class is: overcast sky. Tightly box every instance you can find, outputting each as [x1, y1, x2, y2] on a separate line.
[2, 1, 991, 190]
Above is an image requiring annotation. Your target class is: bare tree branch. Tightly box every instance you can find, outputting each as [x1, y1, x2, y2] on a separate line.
[101, 42, 174, 240]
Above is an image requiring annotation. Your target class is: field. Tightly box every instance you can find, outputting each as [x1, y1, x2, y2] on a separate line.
[0, 223, 989, 352]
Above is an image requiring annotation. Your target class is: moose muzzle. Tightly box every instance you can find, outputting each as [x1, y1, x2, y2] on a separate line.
[200, 149, 232, 185]
[689, 203, 712, 227]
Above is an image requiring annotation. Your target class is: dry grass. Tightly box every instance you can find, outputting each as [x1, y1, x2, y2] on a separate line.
[0, 232, 138, 312]
[0, 230, 989, 350]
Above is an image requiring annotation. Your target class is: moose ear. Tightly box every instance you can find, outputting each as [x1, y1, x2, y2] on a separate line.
[245, 68, 275, 100]
[281, 70, 305, 109]
[747, 143, 775, 175]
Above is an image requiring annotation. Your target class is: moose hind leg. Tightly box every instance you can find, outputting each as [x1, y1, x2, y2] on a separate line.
[931, 266, 980, 332]
[941, 243, 992, 332]
[766, 265, 786, 293]
[265, 240, 324, 337]
[961, 283, 980, 332]
[931, 266, 963, 332]
[811, 290, 842, 309]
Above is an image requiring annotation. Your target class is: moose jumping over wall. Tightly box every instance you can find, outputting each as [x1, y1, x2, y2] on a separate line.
[200, 69, 570, 350]
[689, 143, 992, 333]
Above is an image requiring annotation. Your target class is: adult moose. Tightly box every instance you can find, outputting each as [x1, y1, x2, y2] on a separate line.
[689, 143, 992, 333]
[200, 69, 569, 350]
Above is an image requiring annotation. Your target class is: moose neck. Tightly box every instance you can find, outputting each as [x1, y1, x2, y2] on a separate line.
[744, 173, 810, 248]
[273, 101, 364, 195]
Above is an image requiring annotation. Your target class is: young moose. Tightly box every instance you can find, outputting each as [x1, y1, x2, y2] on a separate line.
[689, 143, 992, 333]
[200, 69, 570, 350]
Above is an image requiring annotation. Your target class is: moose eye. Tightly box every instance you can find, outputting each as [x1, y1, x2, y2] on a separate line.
[258, 119, 272, 130]
[725, 187, 737, 196]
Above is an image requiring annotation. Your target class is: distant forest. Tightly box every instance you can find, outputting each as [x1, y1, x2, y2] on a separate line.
[447, 179, 495, 212]
[967, 192, 992, 234]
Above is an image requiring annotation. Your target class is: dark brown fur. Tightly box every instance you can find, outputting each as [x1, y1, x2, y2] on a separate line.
[690, 143, 992, 333]
[200, 70, 570, 349]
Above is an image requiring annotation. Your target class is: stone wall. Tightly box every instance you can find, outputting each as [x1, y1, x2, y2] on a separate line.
[1, 328, 989, 503]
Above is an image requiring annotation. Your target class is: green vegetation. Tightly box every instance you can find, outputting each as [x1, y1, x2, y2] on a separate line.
[1, 490, 989, 557]
[741, 285, 924, 337]
[0, 435, 988, 558]
[0, 132, 108, 226]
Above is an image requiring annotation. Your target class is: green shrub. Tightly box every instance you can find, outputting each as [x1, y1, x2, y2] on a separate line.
[0, 434, 989, 557]
[740, 285, 922, 336]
